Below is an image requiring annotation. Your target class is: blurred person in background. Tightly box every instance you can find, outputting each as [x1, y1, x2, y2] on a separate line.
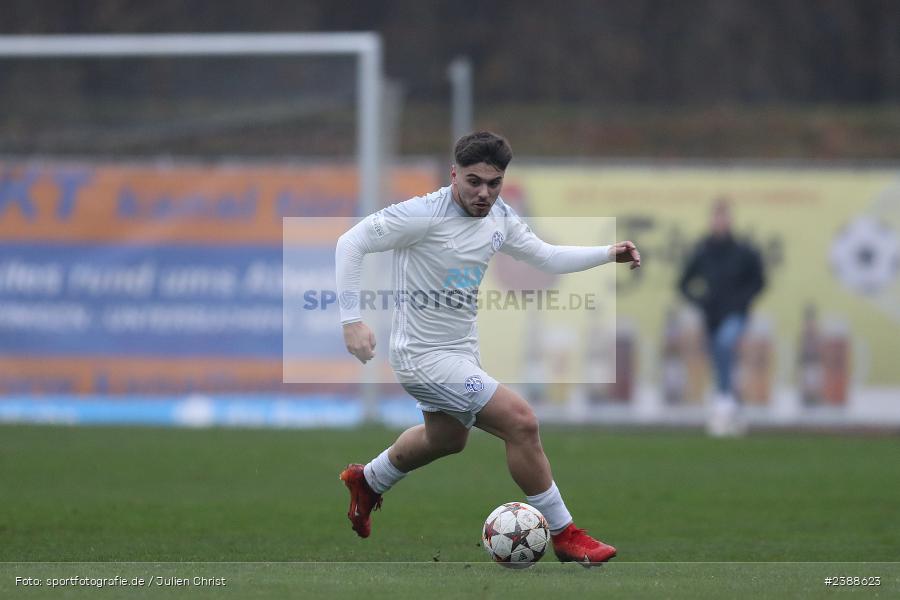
[678, 198, 766, 436]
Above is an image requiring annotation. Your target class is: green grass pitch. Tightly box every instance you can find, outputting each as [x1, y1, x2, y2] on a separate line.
[1, 424, 898, 598]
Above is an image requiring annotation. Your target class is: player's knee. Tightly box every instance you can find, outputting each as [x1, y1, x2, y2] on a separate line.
[442, 434, 468, 455]
[509, 406, 540, 442]
[427, 432, 468, 456]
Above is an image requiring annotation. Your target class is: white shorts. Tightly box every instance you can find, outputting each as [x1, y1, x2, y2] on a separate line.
[393, 352, 499, 428]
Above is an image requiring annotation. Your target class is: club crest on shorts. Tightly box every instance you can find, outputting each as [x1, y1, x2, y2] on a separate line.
[465, 375, 485, 393]
[492, 230, 504, 251]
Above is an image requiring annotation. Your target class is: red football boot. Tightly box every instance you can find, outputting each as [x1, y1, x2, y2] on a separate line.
[339, 463, 383, 538]
[551, 523, 617, 566]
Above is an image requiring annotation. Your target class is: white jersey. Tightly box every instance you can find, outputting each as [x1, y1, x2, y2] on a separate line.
[335, 186, 610, 371]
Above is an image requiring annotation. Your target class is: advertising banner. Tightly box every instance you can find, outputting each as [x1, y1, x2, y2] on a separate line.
[0, 161, 437, 396]
[503, 166, 900, 404]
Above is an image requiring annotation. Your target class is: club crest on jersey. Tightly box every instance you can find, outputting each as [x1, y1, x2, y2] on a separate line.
[491, 230, 504, 251]
[465, 375, 485, 393]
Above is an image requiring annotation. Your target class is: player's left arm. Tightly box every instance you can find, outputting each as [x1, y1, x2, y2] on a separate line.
[499, 208, 640, 273]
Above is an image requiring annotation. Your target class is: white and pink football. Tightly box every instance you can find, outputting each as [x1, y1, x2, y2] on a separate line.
[481, 502, 550, 568]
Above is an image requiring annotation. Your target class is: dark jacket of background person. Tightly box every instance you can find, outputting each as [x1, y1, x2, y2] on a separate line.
[678, 235, 766, 332]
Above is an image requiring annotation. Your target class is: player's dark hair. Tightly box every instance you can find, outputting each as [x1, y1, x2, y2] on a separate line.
[453, 131, 513, 170]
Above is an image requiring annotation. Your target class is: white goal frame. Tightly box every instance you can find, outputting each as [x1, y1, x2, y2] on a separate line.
[0, 32, 386, 421]
[0, 32, 384, 214]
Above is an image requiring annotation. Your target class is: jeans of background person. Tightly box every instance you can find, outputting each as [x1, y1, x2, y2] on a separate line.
[708, 313, 746, 396]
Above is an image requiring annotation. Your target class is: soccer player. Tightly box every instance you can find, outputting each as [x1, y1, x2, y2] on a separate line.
[336, 131, 640, 565]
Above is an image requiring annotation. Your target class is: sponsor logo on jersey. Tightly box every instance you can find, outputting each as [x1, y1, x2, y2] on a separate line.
[465, 375, 485, 393]
[492, 230, 504, 251]
[443, 266, 485, 289]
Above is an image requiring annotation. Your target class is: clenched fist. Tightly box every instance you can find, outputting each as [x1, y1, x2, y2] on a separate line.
[343, 321, 376, 363]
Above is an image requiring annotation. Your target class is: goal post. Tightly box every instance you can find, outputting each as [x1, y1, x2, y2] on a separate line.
[0, 32, 384, 215]
[0, 32, 388, 425]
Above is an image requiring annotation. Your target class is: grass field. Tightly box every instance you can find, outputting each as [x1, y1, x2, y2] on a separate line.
[1, 424, 898, 598]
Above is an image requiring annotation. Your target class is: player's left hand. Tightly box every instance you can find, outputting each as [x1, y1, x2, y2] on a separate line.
[608, 240, 641, 270]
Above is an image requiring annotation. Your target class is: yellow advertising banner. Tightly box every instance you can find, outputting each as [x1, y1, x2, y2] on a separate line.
[502, 165, 900, 390]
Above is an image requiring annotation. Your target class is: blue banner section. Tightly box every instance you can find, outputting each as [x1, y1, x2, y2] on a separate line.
[0, 395, 419, 428]
[0, 243, 342, 358]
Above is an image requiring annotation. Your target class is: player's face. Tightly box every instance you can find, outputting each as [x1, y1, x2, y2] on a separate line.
[451, 162, 505, 218]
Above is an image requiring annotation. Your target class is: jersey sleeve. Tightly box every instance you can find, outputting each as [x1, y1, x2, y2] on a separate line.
[335, 197, 432, 324]
[499, 203, 611, 273]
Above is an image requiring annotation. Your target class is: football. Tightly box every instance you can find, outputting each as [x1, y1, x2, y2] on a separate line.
[481, 502, 551, 568]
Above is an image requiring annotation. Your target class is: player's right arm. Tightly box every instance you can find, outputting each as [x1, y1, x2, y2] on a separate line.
[335, 197, 432, 363]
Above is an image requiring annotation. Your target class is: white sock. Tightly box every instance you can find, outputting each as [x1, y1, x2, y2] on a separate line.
[363, 447, 406, 494]
[527, 481, 573, 534]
